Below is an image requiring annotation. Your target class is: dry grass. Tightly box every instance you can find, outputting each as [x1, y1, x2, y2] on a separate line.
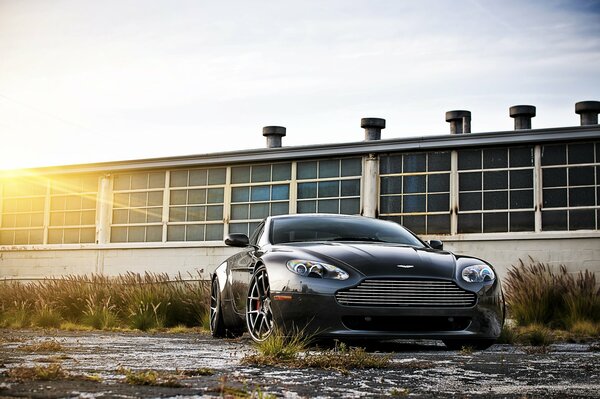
[8, 364, 67, 381]
[18, 340, 65, 353]
[118, 367, 184, 387]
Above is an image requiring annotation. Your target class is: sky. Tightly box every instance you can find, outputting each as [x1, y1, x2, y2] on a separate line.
[0, 0, 599, 170]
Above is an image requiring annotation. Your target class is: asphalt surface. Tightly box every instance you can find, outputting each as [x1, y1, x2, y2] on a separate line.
[0, 329, 599, 398]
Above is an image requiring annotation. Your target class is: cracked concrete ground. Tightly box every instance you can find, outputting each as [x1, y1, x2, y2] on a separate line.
[0, 329, 598, 398]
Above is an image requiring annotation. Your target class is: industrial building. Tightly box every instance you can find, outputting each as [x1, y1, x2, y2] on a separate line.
[1, 101, 599, 280]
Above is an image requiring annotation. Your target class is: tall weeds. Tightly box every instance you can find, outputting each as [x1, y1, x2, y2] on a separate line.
[0, 273, 210, 330]
[505, 258, 600, 329]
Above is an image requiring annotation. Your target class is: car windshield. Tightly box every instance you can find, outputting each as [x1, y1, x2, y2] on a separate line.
[270, 216, 425, 247]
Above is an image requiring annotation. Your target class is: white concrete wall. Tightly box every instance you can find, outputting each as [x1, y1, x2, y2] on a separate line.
[1, 237, 599, 280]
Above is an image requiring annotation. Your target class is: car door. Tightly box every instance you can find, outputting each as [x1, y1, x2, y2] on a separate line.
[230, 222, 265, 315]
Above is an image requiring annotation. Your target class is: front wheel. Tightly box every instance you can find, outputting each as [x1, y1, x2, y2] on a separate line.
[209, 278, 226, 338]
[246, 265, 275, 342]
[443, 339, 496, 350]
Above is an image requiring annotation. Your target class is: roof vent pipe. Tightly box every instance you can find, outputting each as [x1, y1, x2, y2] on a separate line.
[262, 126, 286, 148]
[509, 105, 536, 130]
[445, 110, 471, 134]
[361, 118, 386, 140]
[575, 101, 600, 126]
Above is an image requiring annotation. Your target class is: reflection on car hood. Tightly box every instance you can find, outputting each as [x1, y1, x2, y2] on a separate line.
[275, 242, 456, 279]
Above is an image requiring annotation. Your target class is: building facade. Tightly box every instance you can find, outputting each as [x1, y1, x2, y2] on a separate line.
[1, 102, 600, 280]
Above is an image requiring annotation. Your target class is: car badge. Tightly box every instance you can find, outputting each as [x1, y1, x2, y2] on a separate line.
[397, 264, 415, 269]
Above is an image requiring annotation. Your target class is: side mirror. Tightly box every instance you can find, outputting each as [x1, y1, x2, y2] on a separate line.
[225, 233, 250, 247]
[428, 240, 443, 250]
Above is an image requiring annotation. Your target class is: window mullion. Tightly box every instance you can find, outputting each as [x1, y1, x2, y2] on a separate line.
[534, 145, 542, 232]
[450, 150, 458, 235]
[162, 171, 170, 243]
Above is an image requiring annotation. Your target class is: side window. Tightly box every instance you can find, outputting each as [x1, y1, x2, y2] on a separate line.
[249, 221, 265, 246]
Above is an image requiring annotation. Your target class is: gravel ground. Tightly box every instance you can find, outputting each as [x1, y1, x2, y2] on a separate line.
[0, 329, 599, 398]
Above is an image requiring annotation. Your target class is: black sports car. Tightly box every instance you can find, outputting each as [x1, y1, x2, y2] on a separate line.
[210, 214, 504, 349]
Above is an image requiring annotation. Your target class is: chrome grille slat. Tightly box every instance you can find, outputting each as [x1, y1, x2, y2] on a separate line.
[335, 279, 477, 308]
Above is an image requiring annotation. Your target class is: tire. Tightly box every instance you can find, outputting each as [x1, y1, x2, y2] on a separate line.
[246, 265, 275, 342]
[443, 339, 496, 351]
[209, 277, 227, 338]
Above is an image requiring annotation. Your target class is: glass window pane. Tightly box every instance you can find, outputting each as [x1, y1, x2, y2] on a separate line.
[187, 206, 206, 221]
[170, 171, 188, 187]
[188, 169, 208, 186]
[146, 226, 162, 242]
[205, 224, 223, 241]
[510, 211, 534, 232]
[272, 163, 291, 181]
[542, 210, 567, 231]
[428, 174, 450, 193]
[380, 155, 402, 174]
[271, 202, 289, 216]
[569, 187, 595, 207]
[251, 186, 270, 201]
[50, 212, 64, 226]
[510, 190, 533, 209]
[208, 168, 226, 185]
[510, 170, 533, 189]
[381, 176, 402, 194]
[542, 145, 566, 166]
[207, 188, 224, 203]
[206, 205, 223, 221]
[170, 190, 187, 205]
[113, 193, 129, 208]
[319, 160, 339, 178]
[167, 225, 185, 241]
[169, 207, 186, 222]
[569, 166, 595, 186]
[568, 143, 594, 164]
[569, 209, 596, 230]
[148, 173, 165, 189]
[251, 165, 270, 182]
[341, 158, 362, 176]
[428, 152, 451, 172]
[231, 204, 248, 220]
[297, 200, 316, 213]
[113, 175, 130, 191]
[130, 192, 147, 207]
[63, 228, 80, 243]
[402, 215, 425, 234]
[30, 212, 44, 226]
[250, 203, 269, 219]
[483, 212, 508, 233]
[380, 196, 401, 214]
[231, 187, 249, 203]
[428, 193, 449, 212]
[131, 174, 147, 190]
[484, 191, 508, 210]
[231, 167, 250, 184]
[318, 181, 339, 198]
[459, 172, 482, 191]
[340, 198, 360, 215]
[127, 226, 145, 242]
[457, 191, 479, 214]
[147, 208, 162, 223]
[129, 209, 146, 223]
[112, 209, 128, 224]
[543, 188, 567, 208]
[297, 161, 317, 179]
[298, 182, 317, 199]
[66, 195, 81, 210]
[65, 212, 80, 226]
[229, 223, 248, 234]
[484, 171, 508, 190]
[403, 175, 426, 193]
[271, 185, 289, 201]
[483, 148, 508, 169]
[317, 199, 338, 213]
[427, 214, 450, 234]
[14, 230, 28, 245]
[458, 150, 481, 170]
[341, 180, 360, 197]
[510, 147, 534, 167]
[403, 194, 426, 213]
[542, 168, 567, 188]
[147, 191, 163, 206]
[186, 225, 205, 241]
[403, 153, 426, 173]
[80, 228, 95, 243]
[51, 196, 66, 211]
[110, 227, 127, 242]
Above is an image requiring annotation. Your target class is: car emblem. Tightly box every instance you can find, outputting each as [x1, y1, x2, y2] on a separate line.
[397, 264, 415, 269]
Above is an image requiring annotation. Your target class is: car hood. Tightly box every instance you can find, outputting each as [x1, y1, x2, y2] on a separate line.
[274, 242, 457, 279]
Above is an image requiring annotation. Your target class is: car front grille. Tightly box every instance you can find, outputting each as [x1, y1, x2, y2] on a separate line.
[335, 279, 477, 308]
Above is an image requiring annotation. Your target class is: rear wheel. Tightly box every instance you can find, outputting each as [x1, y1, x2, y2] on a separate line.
[246, 266, 274, 342]
[443, 339, 496, 350]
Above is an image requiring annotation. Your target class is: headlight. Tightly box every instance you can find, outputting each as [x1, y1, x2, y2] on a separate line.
[461, 265, 495, 283]
[286, 260, 349, 280]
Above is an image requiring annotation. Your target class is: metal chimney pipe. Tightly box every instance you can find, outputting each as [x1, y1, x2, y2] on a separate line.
[445, 110, 471, 134]
[360, 118, 386, 141]
[509, 105, 536, 130]
[575, 101, 600, 126]
[262, 126, 286, 148]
